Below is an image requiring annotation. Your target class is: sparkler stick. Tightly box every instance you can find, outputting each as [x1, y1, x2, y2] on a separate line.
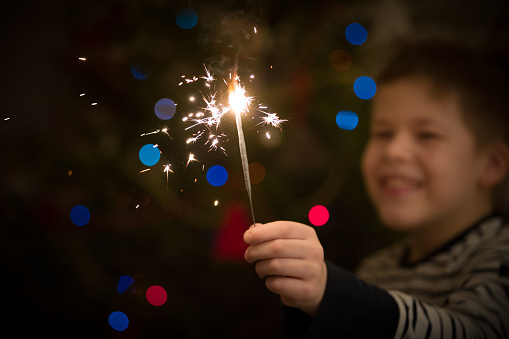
[228, 67, 256, 226]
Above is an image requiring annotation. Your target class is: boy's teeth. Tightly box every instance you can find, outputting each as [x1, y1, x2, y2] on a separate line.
[383, 177, 418, 188]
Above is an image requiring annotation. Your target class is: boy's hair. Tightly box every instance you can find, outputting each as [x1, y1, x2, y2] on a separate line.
[375, 40, 509, 215]
[375, 40, 509, 148]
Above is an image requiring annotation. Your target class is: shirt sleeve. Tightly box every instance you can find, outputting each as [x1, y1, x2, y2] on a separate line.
[283, 259, 399, 338]
[388, 257, 509, 338]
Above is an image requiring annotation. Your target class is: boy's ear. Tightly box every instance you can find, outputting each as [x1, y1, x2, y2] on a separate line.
[480, 142, 509, 188]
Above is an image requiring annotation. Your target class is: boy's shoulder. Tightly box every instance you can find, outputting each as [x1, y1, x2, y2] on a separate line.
[355, 241, 405, 277]
[356, 215, 509, 278]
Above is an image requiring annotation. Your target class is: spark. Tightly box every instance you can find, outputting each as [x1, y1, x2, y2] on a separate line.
[214, 200, 219, 206]
[4, 117, 10, 121]
[139, 168, 151, 173]
[200, 64, 215, 83]
[186, 131, 204, 144]
[189, 96, 195, 102]
[254, 26, 257, 34]
[161, 127, 172, 139]
[135, 204, 140, 209]
[140, 127, 171, 139]
[79, 93, 85, 96]
[266, 132, 271, 139]
[91, 102, 98, 106]
[186, 153, 197, 167]
[164, 164, 174, 189]
[79, 57, 86, 61]
[163, 163, 174, 174]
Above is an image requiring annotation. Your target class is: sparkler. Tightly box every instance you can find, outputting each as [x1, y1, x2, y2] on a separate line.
[228, 69, 256, 225]
[139, 52, 285, 225]
[175, 61, 286, 225]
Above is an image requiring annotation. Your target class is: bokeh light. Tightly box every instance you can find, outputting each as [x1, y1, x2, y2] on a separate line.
[146, 285, 167, 306]
[353, 76, 376, 100]
[108, 311, 129, 331]
[130, 62, 151, 80]
[345, 23, 368, 45]
[336, 110, 359, 130]
[70, 205, 90, 226]
[176, 9, 198, 29]
[117, 275, 135, 294]
[329, 49, 352, 71]
[249, 162, 266, 184]
[154, 98, 176, 120]
[139, 144, 161, 166]
[308, 205, 329, 226]
[206, 165, 228, 187]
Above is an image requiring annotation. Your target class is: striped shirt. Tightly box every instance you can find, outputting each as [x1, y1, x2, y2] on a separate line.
[356, 214, 509, 338]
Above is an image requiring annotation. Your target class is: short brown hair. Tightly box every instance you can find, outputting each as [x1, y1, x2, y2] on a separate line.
[376, 40, 509, 148]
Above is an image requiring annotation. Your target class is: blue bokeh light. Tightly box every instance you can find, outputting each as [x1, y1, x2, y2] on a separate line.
[336, 111, 359, 130]
[117, 275, 135, 294]
[70, 205, 90, 226]
[206, 165, 228, 187]
[345, 23, 368, 45]
[353, 76, 377, 100]
[130, 62, 151, 80]
[139, 144, 161, 166]
[154, 98, 176, 120]
[108, 311, 129, 332]
[176, 9, 198, 29]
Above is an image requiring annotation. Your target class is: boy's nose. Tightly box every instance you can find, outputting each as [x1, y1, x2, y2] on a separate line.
[384, 132, 413, 162]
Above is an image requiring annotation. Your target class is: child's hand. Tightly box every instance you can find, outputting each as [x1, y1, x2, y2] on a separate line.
[243, 221, 327, 317]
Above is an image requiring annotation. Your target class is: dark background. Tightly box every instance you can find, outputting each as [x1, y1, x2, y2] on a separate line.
[1, 0, 508, 337]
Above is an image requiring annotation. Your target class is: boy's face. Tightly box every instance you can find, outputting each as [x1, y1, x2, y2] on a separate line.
[361, 78, 490, 232]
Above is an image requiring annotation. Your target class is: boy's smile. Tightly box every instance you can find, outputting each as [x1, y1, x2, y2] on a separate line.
[361, 78, 493, 254]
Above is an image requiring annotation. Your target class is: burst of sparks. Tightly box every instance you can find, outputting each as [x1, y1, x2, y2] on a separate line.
[180, 66, 285, 155]
[139, 62, 285, 195]
[258, 111, 287, 129]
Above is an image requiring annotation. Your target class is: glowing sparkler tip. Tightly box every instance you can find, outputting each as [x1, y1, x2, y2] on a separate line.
[228, 77, 253, 115]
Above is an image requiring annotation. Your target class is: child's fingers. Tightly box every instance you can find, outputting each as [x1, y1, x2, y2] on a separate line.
[244, 238, 306, 263]
[255, 257, 312, 279]
[244, 221, 313, 245]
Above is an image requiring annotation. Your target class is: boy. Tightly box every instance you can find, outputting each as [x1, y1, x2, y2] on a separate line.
[244, 41, 509, 338]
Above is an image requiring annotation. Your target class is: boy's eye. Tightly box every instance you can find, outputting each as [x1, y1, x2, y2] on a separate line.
[371, 130, 393, 139]
[418, 132, 440, 140]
